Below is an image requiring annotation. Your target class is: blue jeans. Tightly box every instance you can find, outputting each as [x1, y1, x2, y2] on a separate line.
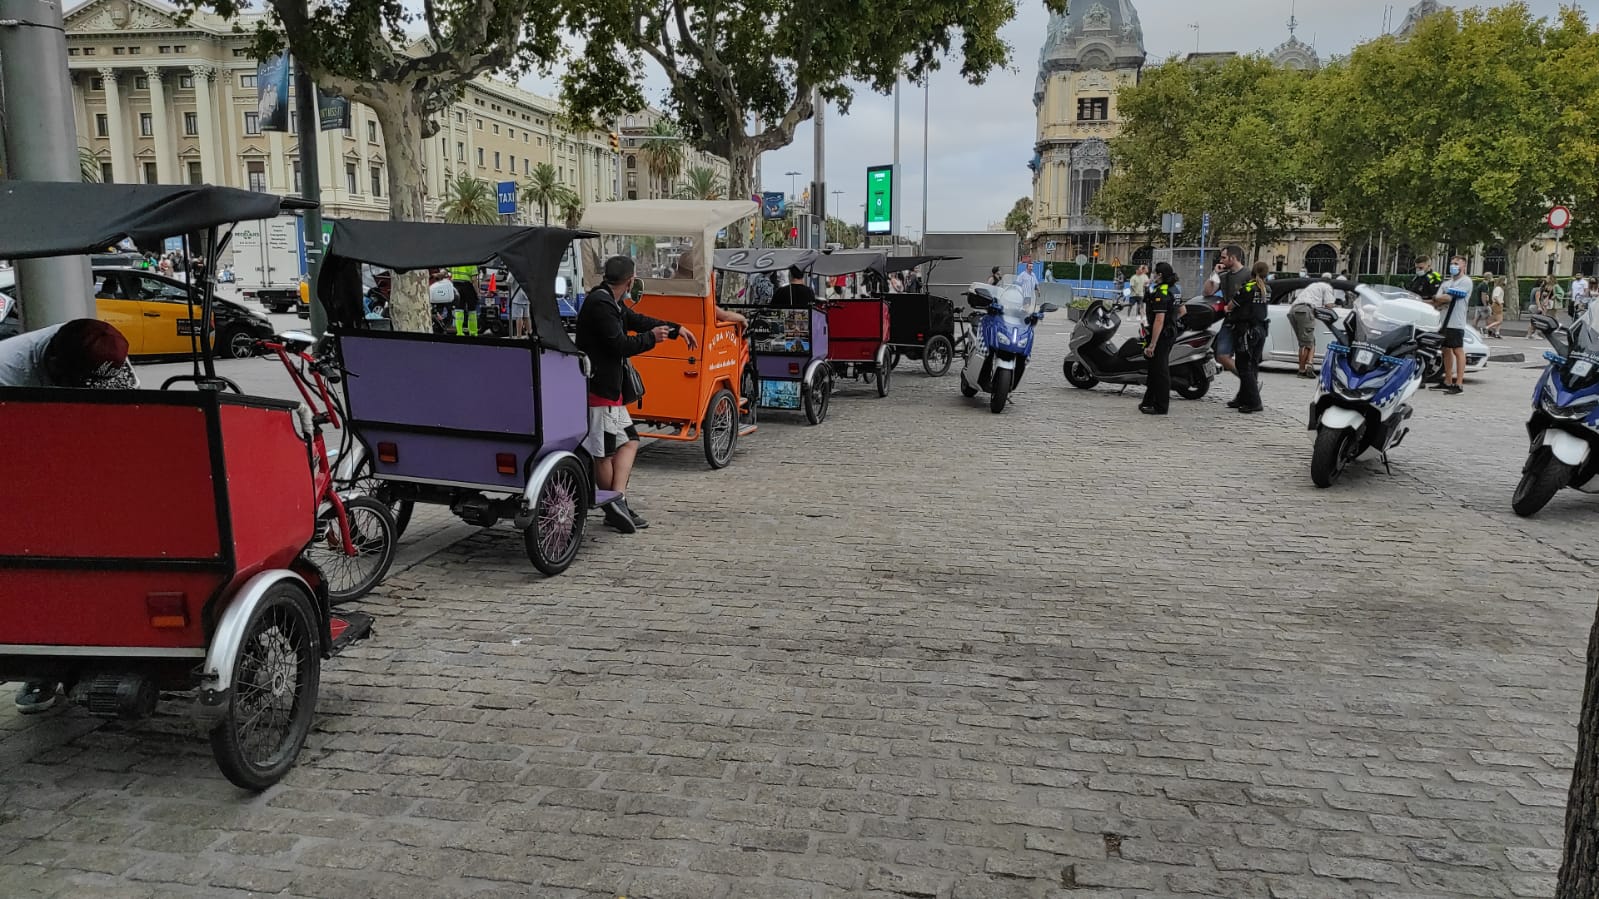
[1214, 325, 1234, 357]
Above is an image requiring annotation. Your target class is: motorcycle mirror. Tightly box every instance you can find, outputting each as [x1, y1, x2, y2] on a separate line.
[1039, 303, 1059, 314]
[1529, 314, 1559, 335]
[1312, 307, 1337, 324]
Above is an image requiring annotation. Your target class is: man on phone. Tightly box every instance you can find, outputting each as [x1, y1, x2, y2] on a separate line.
[1216, 246, 1250, 405]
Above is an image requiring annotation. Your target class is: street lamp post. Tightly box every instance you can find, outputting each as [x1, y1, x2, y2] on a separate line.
[785, 170, 802, 205]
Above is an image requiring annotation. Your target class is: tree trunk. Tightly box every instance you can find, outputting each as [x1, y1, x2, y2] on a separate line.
[1559, 606, 1599, 897]
[371, 87, 432, 332]
[726, 137, 756, 247]
[1505, 239, 1524, 324]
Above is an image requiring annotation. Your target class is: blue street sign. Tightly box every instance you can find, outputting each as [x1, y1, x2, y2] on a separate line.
[761, 191, 786, 220]
[496, 181, 517, 216]
[1200, 211, 1211, 247]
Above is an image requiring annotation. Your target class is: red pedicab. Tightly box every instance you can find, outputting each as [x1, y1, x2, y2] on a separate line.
[815, 250, 893, 398]
[0, 183, 374, 790]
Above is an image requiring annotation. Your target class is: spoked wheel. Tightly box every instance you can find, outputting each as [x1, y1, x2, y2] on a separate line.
[1063, 359, 1099, 389]
[523, 456, 586, 575]
[922, 336, 953, 377]
[739, 364, 759, 430]
[702, 388, 738, 469]
[990, 368, 1013, 414]
[304, 495, 397, 601]
[209, 583, 320, 791]
[888, 348, 902, 371]
[875, 352, 891, 398]
[1512, 450, 1573, 517]
[959, 371, 979, 397]
[804, 368, 832, 425]
[345, 460, 413, 539]
[1310, 426, 1357, 488]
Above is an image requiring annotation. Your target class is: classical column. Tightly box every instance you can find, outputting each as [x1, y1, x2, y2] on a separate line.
[144, 67, 175, 183]
[190, 65, 219, 184]
[99, 67, 130, 183]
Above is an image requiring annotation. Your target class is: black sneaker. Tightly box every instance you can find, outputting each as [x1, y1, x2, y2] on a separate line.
[1238, 405, 1264, 414]
[602, 501, 637, 534]
[616, 498, 648, 529]
[1226, 398, 1242, 408]
[1445, 385, 1463, 395]
[15, 681, 59, 715]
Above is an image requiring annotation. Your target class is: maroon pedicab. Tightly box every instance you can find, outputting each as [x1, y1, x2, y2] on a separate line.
[0, 182, 375, 790]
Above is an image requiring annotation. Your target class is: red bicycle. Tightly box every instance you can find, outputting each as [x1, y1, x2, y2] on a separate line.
[258, 334, 397, 601]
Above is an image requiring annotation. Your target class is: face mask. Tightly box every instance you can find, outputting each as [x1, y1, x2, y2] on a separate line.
[1449, 265, 1461, 276]
[1416, 268, 1426, 274]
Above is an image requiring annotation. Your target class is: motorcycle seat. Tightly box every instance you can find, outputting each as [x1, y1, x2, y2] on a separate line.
[1114, 339, 1145, 362]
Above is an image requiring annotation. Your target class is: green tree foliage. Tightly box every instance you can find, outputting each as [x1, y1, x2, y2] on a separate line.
[520, 162, 579, 225]
[559, 0, 1066, 241]
[1004, 197, 1032, 243]
[637, 119, 686, 196]
[438, 173, 500, 224]
[1091, 55, 1308, 256]
[675, 165, 726, 201]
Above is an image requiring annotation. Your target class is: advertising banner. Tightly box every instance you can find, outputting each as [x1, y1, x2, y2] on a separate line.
[256, 52, 292, 132]
[865, 165, 893, 235]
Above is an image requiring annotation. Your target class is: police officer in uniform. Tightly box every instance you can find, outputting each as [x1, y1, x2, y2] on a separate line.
[1407, 255, 1444, 304]
[450, 264, 481, 336]
[1139, 262, 1181, 415]
[1229, 260, 1272, 414]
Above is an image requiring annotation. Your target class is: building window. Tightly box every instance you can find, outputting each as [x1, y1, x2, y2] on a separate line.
[367, 121, 377, 143]
[456, 141, 465, 162]
[475, 118, 483, 130]
[246, 160, 266, 192]
[508, 154, 515, 172]
[626, 171, 637, 189]
[95, 114, 108, 137]
[289, 111, 298, 134]
[523, 134, 529, 144]
[69, 48, 80, 56]
[292, 161, 301, 193]
[243, 112, 260, 135]
[477, 147, 484, 167]
[134, 75, 149, 90]
[507, 127, 514, 139]
[183, 111, 198, 135]
[494, 151, 501, 170]
[90, 76, 104, 91]
[370, 166, 383, 197]
[627, 190, 637, 200]
[178, 74, 194, 89]
[142, 161, 158, 184]
[128, 46, 141, 55]
[139, 113, 153, 136]
[232, 48, 246, 57]
[159, 45, 171, 53]
[240, 73, 257, 89]
[187, 161, 202, 184]
[1077, 97, 1109, 121]
[492, 123, 500, 135]
[1483, 245, 1508, 276]
[81, 47, 96, 56]
[626, 155, 636, 170]
[173, 45, 186, 53]
[456, 111, 464, 123]
[113, 47, 125, 55]
[1304, 244, 1339, 276]
[523, 159, 530, 175]
[537, 136, 543, 147]
[345, 163, 358, 194]
[557, 166, 563, 181]
[100, 162, 114, 183]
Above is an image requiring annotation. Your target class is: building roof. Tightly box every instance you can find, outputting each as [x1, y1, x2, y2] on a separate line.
[1398, 0, 1443, 37]
[1035, 0, 1147, 104]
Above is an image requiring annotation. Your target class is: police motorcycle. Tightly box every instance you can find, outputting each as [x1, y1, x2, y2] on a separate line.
[1511, 314, 1599, 516]
[1063, 297, 1221, 399]
[1307, 294, 1443, 487]
[958, 283, 1058, 413]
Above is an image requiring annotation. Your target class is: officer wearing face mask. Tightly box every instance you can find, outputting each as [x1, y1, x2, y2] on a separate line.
[1408, 256, 1444, 307]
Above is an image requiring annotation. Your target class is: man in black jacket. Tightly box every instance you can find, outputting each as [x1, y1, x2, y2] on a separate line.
[575, 255, 696, 533]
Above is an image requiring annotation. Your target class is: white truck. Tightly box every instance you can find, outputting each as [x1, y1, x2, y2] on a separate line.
[232, 215, 306, 313]
[923, 231, 1019, 299]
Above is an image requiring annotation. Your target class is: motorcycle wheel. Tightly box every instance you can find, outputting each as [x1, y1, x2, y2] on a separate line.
[959, 371, 979, 397]
[1511, 451, 1573, 517]
[1310, 426, 1356, 488]
[990, 368, 1013, 414]
[1063, 359, 1099, 389]
[1175, 371, 1210, 400]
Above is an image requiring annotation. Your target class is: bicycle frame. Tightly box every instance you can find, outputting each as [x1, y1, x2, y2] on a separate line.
[259, 339, 359, 557]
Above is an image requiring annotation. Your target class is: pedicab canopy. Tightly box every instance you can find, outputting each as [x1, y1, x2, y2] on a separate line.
[807, 250, 889, 278]
[712, 248, 820, 274]
[884, 255, 959, 275]
[578, 200, 757, 298]
[318, 219, 595, 353]
[0, 182, 314, 259]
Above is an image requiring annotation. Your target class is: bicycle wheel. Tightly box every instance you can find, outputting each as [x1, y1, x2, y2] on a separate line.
[304, 495, 397, 601]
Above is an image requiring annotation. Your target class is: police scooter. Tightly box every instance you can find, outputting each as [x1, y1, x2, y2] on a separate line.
[1511, 314, 1599, 515]
[1306, 295, 1442, 487]
[958, 283, 1057, 413]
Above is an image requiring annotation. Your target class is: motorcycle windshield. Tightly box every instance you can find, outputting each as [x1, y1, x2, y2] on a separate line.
[1350, 294, 1425, 354]
[995, 285, 1034, 324]
[1571, 320, 1599, 355]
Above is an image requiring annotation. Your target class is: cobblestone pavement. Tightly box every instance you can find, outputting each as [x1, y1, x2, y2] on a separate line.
[3, 326, 1595, 899]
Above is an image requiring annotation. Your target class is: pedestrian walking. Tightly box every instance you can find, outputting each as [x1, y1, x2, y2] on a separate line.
[1216, 246, 1250, 406]
[1228, 259, 1271, 413]
[1431, 255, 1473, 395]
[1127, 264, 1149, 320]
[1139, 262, 1180, 416]
[1485, 275, 1506, 338]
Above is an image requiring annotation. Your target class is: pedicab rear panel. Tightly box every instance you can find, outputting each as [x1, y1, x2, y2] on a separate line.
[887, 293, 956, 346]
[826, 299, 890, 363]
[0, 390, 310, 649]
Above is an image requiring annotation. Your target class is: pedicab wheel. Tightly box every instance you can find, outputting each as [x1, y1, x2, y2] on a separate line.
[875, 356, 891, 398]
[922, 335, 953, 377]
[703, 388, 738, 469]
[523, 456, 586, 576]
[804, 369, 831, 425]
[959, 371, 979, 397]
[990, 368, 1013, 414]
[888, 348, 902, 371]
[739, 364, 759, 429]
[209, 582, 320, 792]
[305, 496, 397, 602]
[1063, 359, 1099, 389]
[346, 461, 414, 539]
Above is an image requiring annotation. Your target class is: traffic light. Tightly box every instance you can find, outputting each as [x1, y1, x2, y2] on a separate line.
[609, 132, 620, 153]
[748, 218, 756, 242]
[1092, 243, 1102, 259]
[789, 226, 799, 241]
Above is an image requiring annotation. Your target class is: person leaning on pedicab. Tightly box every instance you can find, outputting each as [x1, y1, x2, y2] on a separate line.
[574, 255, 697, 534]
[0, 319, 140, 714]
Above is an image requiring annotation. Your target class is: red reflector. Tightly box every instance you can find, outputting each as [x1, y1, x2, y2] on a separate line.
[788, 362, 801, 374]
[496, 453, 517, 475]
[146, 593, 187, 629]
[377, 442, 398, 463]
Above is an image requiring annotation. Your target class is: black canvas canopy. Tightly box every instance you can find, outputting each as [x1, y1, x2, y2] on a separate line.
[807, 251, 889, 278]
[0, 182, 315, 259]
[884, 254, 959, 274]
[711, 247, 819, 274]
[320, 219, 594, 353]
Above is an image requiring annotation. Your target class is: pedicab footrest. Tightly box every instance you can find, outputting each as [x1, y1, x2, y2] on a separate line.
[327, 610, 375, 655]
[595, 489, 623, 507]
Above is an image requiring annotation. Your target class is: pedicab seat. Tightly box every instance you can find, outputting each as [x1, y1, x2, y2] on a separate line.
[0, 388, 313, 648]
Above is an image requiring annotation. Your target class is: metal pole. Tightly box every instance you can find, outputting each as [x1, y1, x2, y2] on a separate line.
[892, 79, 901, 249]
[921, 80, 929, 252]
[812, 87, 826, 245]
[295, 63, 326, 336]
[0, 0, 94, 329]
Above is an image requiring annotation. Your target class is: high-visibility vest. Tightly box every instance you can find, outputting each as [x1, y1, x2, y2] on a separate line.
[449, 265, 476, 282]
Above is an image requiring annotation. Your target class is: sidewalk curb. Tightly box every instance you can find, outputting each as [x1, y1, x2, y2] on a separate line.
[1489, 352, 1526, 364]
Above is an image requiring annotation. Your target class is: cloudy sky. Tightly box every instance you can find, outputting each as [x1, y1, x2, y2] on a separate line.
[529, 0, 1576, 235]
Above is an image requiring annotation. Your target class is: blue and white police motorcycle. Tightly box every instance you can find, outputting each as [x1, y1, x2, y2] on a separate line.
[1307, 296, 1443, 487]
[1512, 314, 1599, 515]
[958, 283, 1057, 413]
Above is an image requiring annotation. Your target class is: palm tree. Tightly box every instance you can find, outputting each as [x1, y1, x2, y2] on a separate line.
[438, 172, 499, 224]
[675, 165, 726, 201]
[557, 192, 585, 229]
[520, 162, 577, 225]
[79, 147, 101, 182]
[638, 119, 685, 197]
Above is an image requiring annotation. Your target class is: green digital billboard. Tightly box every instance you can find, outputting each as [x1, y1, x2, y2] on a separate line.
[865, 165, 893, 235]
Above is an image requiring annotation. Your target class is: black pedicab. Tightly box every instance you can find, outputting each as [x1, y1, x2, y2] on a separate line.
[0, 182, 376, 790]
[883, 254, 964, 377]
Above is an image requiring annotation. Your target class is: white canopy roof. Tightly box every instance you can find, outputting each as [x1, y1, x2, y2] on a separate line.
[580, 200, 756, 238]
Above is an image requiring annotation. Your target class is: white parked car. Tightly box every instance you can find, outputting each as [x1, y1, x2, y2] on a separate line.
[1263, 279, 1489, 373]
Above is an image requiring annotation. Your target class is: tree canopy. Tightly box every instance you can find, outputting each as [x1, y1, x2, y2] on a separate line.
[1004, 198, 1032, 244]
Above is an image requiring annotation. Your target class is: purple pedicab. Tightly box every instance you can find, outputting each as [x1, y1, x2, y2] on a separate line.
[315, 220, 603, 575]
